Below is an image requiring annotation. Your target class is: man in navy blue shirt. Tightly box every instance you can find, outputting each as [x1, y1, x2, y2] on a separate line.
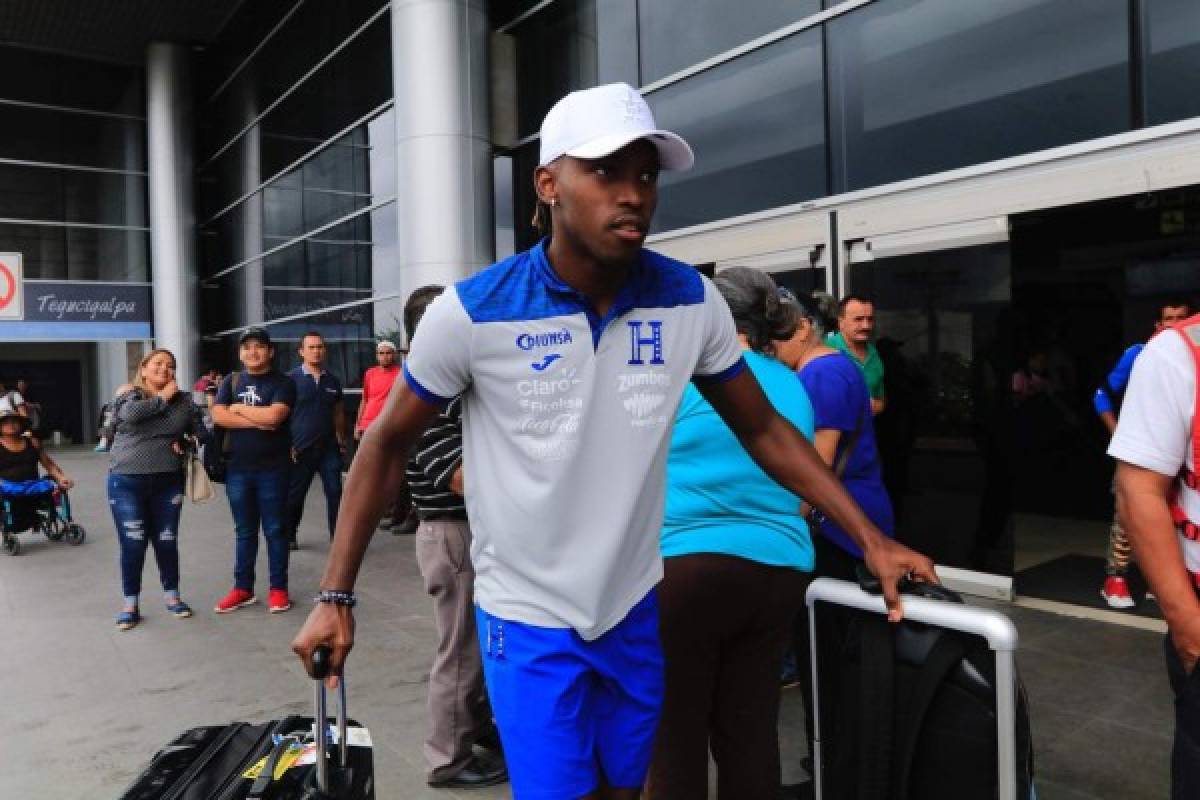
[212, 327, 297, 614]
[285, 331, 347, 549]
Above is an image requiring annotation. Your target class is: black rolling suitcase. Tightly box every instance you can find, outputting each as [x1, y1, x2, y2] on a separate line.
[119, 648, 373, 799]
[806, 575, 1036, 800]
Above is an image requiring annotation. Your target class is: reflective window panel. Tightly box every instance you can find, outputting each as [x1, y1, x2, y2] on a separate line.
[1142, 0, 1200, 125]
[0, 164, 147, 228]
[510, 0, 638, 137]
[638, 0, 819, 83]
[201, 110, 391, 276]
[65, 226, 150, 281]
[491, 0, 546, 28]
[494, 155, 516, 260]
[0, 223, 148, 282]
[509, 142, 542, 253]
[0, 46, 142, 115]
[827, 0, 1130, 192]
[199, 15, 391, 217]
[848, 244, 1014, 571]
[0, 222, 66, 279]
[0, 104, 145, 171]
[201, 0, 387, 159]
[647, 31, 826, 233]
[197, 1, 299, 102]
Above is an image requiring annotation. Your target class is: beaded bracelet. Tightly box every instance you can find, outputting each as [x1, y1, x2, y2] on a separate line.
[315, 589, 357, 608]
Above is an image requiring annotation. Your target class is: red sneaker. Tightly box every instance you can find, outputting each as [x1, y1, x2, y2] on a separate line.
[268, 589, 292, 613]
[1101, 575, 1135, 610]
[214, 588, 257, 614]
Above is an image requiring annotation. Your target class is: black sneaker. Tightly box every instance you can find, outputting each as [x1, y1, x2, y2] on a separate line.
[475, 724, 503, 755]
[428, 754, 508, 789]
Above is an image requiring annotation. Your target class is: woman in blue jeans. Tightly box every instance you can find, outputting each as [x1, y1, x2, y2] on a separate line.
[108, 348, 204, 631]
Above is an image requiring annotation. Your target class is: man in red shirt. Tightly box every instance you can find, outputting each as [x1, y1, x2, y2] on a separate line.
[353, 340, 415, 533]
[355, 341, 400, 437]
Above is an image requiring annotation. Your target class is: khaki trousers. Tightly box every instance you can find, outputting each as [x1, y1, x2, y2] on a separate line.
[415, 518, 490, 780]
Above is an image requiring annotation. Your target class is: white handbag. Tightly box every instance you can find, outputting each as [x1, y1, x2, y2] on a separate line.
[186, 452, 215, 504]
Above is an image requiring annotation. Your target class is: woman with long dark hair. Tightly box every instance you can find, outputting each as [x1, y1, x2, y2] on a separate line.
[108, 349, 204, 631]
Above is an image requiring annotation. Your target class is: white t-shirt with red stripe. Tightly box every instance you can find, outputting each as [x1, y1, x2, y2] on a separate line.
[1108, 328, 1199, 579]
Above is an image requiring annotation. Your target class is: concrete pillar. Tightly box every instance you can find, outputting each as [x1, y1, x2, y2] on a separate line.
[146, 43, 200, 383]
[235, 77, 265, 327]
[391, 0, 494, 318]
[94, 340, 131, 397]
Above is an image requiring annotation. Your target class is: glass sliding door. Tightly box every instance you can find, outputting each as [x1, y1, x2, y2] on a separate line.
[846, 239, 1014, 573]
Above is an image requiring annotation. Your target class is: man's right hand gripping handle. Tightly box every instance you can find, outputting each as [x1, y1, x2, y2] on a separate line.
[292, 601, 356, 689]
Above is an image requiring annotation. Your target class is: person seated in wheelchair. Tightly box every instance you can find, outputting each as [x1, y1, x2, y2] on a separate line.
[0, 410, 73, 531]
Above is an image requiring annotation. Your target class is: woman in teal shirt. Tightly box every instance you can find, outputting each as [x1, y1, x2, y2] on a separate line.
[648, 268, 816, 800]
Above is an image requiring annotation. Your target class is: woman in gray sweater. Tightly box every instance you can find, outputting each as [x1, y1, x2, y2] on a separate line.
[109, 349, 204, 631]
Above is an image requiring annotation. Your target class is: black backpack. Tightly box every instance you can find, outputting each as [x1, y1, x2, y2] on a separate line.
[202, 373, 239, 484]
[823, 583, 1035, 800]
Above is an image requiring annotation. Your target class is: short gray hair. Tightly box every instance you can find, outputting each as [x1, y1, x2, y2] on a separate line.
[779, 289, 836, 338]
[713, 267, 798, 352]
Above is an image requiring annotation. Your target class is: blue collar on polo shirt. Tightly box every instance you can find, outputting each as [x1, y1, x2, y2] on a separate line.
[530, 238, 648, 349]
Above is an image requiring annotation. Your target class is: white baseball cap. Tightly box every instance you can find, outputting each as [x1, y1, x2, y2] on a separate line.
[538, 82, 694, 171]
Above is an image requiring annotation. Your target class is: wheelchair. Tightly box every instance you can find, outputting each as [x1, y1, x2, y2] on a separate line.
[1, 479, 86, 556]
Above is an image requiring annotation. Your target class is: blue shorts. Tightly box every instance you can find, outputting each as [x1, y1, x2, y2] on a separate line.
[475, 590, 664, 799]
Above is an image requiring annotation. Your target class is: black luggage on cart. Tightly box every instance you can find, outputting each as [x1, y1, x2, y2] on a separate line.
[806, 576, 1035, 800]
[119, 649, 373, 800]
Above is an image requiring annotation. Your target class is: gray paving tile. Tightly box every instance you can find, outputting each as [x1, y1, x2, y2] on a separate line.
[1037, 714, 1170, 799]
[0, 449, 1183, 800]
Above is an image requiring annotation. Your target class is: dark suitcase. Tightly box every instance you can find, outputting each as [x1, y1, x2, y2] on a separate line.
[806, 575, 1035, 800]
[119, 648, 373, 799]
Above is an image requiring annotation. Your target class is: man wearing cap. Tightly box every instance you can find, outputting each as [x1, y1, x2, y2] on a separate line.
[212, 327, 297, 614]
[293, 83, 935, 799]
[354, 339, 416, 534]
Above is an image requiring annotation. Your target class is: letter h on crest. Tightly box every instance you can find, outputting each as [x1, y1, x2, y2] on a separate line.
[627, 320, 664, 365]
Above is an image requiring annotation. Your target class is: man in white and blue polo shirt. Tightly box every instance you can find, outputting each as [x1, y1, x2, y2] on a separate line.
[294, 82, 936, 800]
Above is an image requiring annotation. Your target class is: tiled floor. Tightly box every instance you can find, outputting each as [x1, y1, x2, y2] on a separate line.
[0, 449, 1174, 798]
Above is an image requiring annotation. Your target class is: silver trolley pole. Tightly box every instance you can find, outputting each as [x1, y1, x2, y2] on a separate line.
[805, 577, 1021, 800]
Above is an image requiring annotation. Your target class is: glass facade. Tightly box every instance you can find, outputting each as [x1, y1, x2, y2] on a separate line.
[638, 0, 819, 83]
[848, 245, 1014, 570]
[496, 0, 1200, 237]
[0, 45, 146, 282]
[511, 0, 639, 138]
[827, 0, 1131, 192]
[647, 31, 826, 232]
[1141, 0, 1200, 126]
[196, 2, 395, 390]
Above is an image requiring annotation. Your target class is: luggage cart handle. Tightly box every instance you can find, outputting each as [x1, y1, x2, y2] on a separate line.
[805, 577, 1021, 800]
[310, 646, 349, 793]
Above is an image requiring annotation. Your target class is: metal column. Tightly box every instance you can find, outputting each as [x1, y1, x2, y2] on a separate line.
[391, 0, 494, 316]
[146, 42, 200, 383]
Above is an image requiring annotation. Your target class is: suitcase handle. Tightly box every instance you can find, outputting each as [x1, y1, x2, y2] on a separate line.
[310, 646, 349, 794]
[855, 562, 963, 604]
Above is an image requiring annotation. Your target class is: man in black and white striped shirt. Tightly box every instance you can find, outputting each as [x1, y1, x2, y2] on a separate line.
[404, 286, 506, 789]
[406, 395, 465, 519]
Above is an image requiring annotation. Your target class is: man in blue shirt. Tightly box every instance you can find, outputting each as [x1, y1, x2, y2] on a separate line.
[1096, 299, 1191, 608]
[212, 327, 297, 614]
[285, 331, 347, 550]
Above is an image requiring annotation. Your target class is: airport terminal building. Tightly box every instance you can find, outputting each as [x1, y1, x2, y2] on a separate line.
[1, 0, 1200, 585]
